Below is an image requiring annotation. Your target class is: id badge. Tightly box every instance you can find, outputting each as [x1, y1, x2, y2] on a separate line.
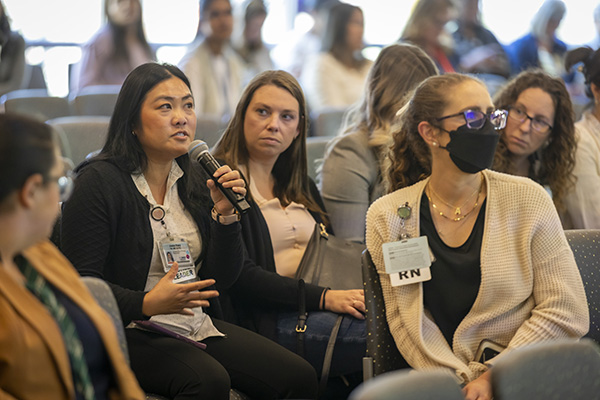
[158, 238, 196, 283]
[382, 236, 434, 286]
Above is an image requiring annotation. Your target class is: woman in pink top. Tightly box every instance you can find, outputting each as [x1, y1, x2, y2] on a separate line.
[75, 0, 154, 91]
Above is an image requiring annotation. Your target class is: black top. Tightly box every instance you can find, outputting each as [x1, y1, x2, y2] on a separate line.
[53, 284, 112, 400]
[420, 195, 486, 348]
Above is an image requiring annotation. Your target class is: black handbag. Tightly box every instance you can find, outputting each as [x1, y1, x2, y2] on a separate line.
[294, 223, 365, 397]
[295, 223, 364, 290]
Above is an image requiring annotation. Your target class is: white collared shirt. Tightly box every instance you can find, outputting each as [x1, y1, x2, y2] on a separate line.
[130, 161, 223, 340]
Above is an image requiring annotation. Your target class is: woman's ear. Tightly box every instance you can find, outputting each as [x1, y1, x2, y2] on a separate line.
[417, 121, 438, 147]
[17, 174, 44, 210]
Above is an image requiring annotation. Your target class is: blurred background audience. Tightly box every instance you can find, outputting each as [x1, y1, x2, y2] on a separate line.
[179, 0, 244, 121]
[506, 0, 568, 77]
[399, 0, 459, 73]
[0, 0, 24, 97]
[232, 0, 273, 86]
[271, 0, 339, 80]
[301, 2, 371, 113]
[73, 0, 154, 91]
[564, 46, 600, 228]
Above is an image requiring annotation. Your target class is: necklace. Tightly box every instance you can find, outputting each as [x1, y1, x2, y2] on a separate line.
[426, 175, 484, 222]
[428, 175, 481, 215]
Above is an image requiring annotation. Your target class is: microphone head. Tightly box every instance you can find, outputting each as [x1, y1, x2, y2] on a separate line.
[188, 140, 209, 160]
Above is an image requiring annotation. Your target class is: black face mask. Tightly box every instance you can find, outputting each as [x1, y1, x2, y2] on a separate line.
[438, 118, 500, 174]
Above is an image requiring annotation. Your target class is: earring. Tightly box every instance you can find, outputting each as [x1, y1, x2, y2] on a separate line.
[132, 131, 136, 136]
[432, 141, 437, 146]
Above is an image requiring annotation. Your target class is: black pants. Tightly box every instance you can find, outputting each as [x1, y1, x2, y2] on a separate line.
[127, 319, 318, 400]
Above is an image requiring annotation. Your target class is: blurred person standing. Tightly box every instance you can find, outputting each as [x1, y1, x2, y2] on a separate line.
[400, 0, 459, 74]
[301, 2, 372, 113]
[75, 0, 154, 91]
[179, 0, 244, 122]
[0, 1, 25, 96]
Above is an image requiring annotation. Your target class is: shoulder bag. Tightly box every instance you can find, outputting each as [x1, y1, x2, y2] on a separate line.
[294, 223, 365, 397]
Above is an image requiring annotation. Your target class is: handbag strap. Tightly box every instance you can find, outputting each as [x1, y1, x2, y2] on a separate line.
[296, 279, 307, 357]
[319, 314, 344, 397]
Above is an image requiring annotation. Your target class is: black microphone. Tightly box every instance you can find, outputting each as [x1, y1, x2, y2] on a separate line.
[188, 140, 251, 214]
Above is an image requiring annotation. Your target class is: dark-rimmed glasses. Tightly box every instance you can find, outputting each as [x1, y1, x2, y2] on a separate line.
[507, 106, 553, 134]
[436, 109, 508, 130]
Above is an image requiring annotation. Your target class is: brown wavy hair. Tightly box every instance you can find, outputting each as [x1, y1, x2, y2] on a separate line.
[492, 69, 575, 212]
[385, 73, 479, 192]
[212, 70, 325, 218]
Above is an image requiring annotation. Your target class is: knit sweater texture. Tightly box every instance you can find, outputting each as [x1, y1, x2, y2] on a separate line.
[366, 169, 589, 383]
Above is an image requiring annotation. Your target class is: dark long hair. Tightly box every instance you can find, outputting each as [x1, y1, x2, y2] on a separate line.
[90, 62, 209, 211]
[105, 0, 153, 64]
[321, 2, 367, 69]
[0, 114, 55, 208]
[565, 46, 600, 100]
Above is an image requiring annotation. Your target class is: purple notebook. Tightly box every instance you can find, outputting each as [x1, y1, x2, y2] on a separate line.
[133, 320, 207, 349]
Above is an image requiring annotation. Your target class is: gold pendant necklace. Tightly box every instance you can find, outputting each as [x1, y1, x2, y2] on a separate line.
[426, 175, 484, 222]
[428, 174, 481, 215]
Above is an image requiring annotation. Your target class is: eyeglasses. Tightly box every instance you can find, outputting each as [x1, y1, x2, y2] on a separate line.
[49, 158, 74, 202]
[436, 109, 508, 130]
[507, 106, 553, 134]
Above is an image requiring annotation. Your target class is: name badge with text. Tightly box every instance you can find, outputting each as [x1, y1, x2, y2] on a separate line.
[382, 236, 433, 286]
[158, 239, 196, 283]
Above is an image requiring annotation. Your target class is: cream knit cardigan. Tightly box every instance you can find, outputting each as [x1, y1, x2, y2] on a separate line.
[366, 169, 589, 383]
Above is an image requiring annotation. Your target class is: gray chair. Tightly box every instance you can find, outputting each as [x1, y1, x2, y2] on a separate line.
[491, 339, 600, 400]
[306, 136, 333, 181]
[196, 114, 227, 149]
[81, 277, 130, 363]
[1, 89, 70, 121]
[565, 229, 600, 344]
[311, 107, 347, 137]
[46, 115, 110, 167]
[69, 85, 121, 116]
[349, 369, 464, 400]
[81, 276, 249, 400]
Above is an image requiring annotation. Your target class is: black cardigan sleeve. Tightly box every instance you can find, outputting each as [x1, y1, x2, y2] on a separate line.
[228, 177, 332, 313]
[61, 162, 151, 324]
